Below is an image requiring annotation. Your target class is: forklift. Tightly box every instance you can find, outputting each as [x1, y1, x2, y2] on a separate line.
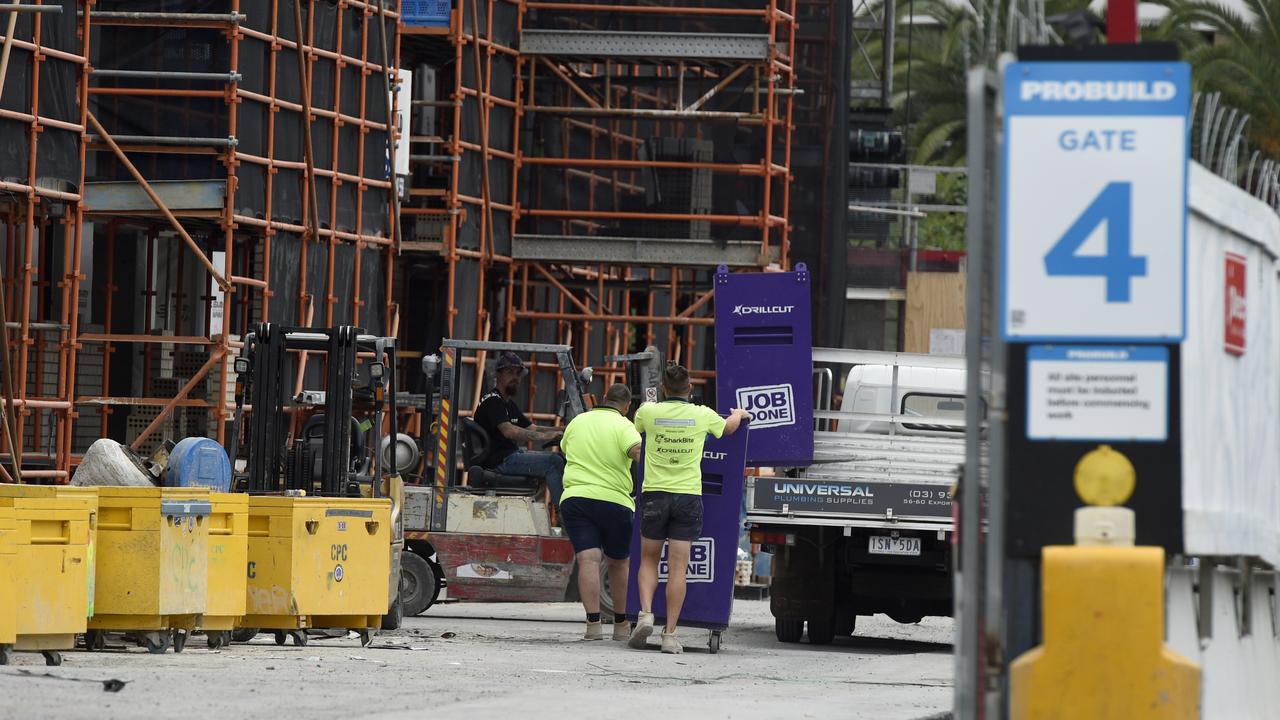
[397, 340, 663, 617]
[227, 324, 405, 643]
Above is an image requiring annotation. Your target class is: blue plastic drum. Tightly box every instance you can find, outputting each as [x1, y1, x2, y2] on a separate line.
[166, 437, 232, 493]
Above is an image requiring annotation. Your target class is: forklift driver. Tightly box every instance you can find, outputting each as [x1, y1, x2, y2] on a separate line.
[474, 351, 566, 505]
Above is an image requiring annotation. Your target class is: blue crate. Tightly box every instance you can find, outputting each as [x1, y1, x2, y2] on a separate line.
[403, 0, 450, 27]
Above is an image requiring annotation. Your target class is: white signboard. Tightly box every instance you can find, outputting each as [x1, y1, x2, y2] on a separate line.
[929, 328, 965, 356]
[735, 383, 795, 430]
[657, 538, 714, 584]
[1026, 345, 1168, 441]
[1002, 62, 1191, 342]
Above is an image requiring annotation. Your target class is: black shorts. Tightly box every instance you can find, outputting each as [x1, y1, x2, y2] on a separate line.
[639, 491, 703, 542]
[559, 497, 634, 559]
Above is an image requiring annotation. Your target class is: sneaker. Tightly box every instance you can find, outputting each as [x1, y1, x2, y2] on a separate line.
[583, 621, 603, 641]
[628, 612, 654, 649]
[660, 631, 683, 654]
[612, 622, 632, 641]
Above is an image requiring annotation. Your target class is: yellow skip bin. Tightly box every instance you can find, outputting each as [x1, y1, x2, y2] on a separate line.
[0, 506, 15, 663]
[241, 496, 391, 647]
[0, 486, 96, 666]
[200, 492, 249, 649]
[85, 487, 211, 654]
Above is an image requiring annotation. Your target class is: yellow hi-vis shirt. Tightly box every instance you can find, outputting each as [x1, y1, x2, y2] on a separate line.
[633, 399, 726, 495]
[560, 407, 643, 510]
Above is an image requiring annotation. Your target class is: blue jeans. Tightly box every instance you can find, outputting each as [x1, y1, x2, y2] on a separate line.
[494, 450, 565, 506]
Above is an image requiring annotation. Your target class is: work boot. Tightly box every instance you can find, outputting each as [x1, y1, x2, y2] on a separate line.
[612, 621, 632, 641]
[661, 631, 683, 655]
[583, 621, 603, 641]
[628, 611, 654, 649]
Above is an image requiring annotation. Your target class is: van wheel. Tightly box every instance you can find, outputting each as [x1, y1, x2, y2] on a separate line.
[775, 617, 804, 643]
[807, 618, 835, 645]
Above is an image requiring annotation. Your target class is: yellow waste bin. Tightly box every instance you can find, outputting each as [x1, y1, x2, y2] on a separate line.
[85, 487, 211, 654]
[0, 506, 15, 664]
[241, 496, 391, 647]
[200, 492, 248, 649]
[0, 488, 95, 666]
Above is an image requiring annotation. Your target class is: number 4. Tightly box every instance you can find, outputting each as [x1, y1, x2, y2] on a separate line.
[1043, 181, 1146, 302]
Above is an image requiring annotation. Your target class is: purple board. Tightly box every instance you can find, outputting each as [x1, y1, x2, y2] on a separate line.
[713, 263, 813, 467]
[625, 425, 749, 633]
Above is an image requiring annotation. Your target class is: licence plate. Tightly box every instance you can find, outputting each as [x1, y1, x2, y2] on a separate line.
[868, 536, 921, 556]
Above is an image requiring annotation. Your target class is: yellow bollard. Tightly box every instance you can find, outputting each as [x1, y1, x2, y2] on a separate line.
[1010, 445, 1200, 719]
[1010, 545, 1200, 719]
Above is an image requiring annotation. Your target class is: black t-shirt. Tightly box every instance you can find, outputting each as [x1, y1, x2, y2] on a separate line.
[474, 389, 532, 467]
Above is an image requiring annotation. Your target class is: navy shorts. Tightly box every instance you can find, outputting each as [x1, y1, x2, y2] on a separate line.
[559, 497, 634, 559]
[639, 491, 703, 542]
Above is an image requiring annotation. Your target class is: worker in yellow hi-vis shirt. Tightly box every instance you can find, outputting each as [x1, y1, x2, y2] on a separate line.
[628, 363, 748, 654]
[559, 383, 642, 642]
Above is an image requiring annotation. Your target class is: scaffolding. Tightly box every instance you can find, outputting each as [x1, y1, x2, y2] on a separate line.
[0, 0, 403, 476]
[0, 0, 89, 480]
[0, 0, 841, 475]
[399, 0, 799, 411]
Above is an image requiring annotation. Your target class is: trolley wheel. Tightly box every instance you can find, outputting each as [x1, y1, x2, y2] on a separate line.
[273, 631, 287, 646]
[289, 631, 308, 647]
[774, 617, 804, 643]
[143, 632, 170, 654]
[84, 630, 106, 651]
[42, 651, 63, 666]
[172, 629, 188, 654]
[358, 629, 373, 648]
[0, 646, 12, 665]
[708, 631, 722, 654]
[232, 628, 259, 643]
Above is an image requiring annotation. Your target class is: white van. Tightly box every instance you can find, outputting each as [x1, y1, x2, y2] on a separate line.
[837, 364, 967, 435]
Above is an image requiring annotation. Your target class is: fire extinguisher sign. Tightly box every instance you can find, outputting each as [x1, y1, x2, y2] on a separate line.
[1225, 252, 1247, 356]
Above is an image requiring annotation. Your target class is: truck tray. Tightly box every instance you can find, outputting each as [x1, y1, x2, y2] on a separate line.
[748, 431, 961, 525]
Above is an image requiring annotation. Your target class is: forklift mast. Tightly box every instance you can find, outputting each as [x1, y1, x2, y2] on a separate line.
[425, 340, 591, 532]
[228, 323, 398, 497]
[605, 345, 664, 408]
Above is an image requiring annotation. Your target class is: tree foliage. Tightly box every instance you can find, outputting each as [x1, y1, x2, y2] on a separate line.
[1151, 0, 1280, 156]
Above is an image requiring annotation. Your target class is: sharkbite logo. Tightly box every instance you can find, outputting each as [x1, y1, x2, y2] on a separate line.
[732, 304, 795, 316]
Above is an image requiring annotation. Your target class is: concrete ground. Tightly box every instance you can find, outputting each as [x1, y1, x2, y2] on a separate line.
[0, 601, 953, 719]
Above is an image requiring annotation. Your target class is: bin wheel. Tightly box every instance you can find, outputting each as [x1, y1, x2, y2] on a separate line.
[143, 632, 171, 654]
[84, 630, 106, 651]
[207, 632, 230, 650]
[358, 629, 373, 648]
[42, 651, 62, 666]
[232, 628, 259, 643]
[273, 631, 287, 646]
[172, 630, 188, 654]
[708, 631, 721, 654]
[0, 646, 12, 665]
[289, 631, 308, 647]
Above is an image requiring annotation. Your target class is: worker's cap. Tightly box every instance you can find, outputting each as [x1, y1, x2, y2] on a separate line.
[494, 351, 527, 375]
